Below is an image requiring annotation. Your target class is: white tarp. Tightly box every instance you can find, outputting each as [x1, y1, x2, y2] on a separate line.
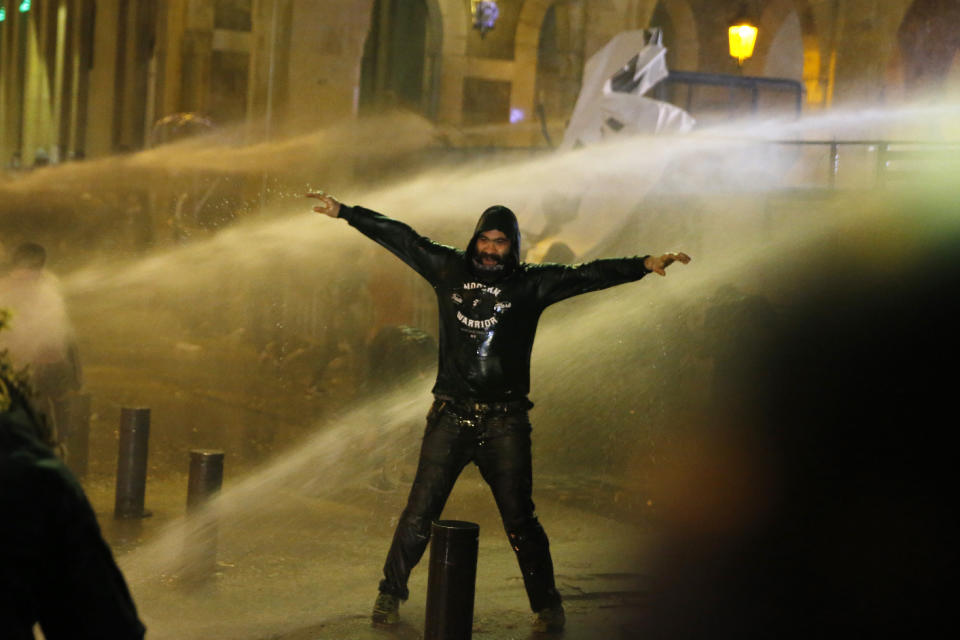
[560, 30, 695, 150]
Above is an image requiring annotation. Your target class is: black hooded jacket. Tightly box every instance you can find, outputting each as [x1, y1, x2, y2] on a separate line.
[340, 204, 651, 401]
[0, 380, 145, 640]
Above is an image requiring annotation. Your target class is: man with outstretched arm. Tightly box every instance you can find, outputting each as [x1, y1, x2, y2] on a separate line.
[308, 192, 690, 632]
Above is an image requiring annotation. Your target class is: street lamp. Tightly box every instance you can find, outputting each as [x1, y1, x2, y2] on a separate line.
[471, 0, 499, 38]
[728, 8, 758, 67]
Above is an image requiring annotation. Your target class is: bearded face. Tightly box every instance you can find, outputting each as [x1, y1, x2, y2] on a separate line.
[473, 230, 511, 273]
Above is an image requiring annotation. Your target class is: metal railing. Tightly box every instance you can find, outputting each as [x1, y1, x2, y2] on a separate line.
[772, 139, 960, 189]
[655, 71, 805, 119]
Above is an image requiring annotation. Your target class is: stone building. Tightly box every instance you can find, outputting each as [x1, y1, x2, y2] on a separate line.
[1, 0, 958, 166]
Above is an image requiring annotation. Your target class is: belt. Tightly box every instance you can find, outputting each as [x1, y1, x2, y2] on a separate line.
[434, 395, 532, 416]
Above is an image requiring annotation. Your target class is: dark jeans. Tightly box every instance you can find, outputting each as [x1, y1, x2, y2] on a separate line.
[379, 397, 562, 613]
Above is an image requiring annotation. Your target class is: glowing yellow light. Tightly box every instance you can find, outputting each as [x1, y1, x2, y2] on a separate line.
[728, 22, 758, 65]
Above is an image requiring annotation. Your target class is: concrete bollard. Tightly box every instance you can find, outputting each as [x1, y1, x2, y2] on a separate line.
[183, 449, 225, 582]
[425, 520, 480, 640]
[114, 407, 151, 519]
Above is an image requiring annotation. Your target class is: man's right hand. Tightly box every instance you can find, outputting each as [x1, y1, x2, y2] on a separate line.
[307, 192, 341, 218]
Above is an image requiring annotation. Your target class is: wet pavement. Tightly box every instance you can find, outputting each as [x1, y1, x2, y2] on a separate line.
[74, 335, 663, 640]
[84, 468, 656, 640]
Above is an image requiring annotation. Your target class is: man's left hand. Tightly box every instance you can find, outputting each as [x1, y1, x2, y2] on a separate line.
[644, 252, 691, 276]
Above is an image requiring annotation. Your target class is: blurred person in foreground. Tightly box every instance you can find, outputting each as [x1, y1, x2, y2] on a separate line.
[0, 314, 145, 639]
[635, 198, 957, 638]
[0, 243, 82, 432]
[308, 191, 690, 632]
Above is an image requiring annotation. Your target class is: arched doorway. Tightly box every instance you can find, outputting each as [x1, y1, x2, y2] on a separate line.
[751, 0, 804, 81]
[648, 0, 699, 72]
[535, 1, 586, 142]
[897, 0, 960, 97]
[359, 0, 440, 117]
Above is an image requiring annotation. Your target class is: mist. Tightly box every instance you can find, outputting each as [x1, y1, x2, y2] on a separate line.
[2, 101, 959, 638]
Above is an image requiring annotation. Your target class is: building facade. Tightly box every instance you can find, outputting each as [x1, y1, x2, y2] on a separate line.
[1, 0, 958, 166]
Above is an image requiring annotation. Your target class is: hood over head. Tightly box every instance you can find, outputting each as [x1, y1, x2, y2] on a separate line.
[466, 205, 521, 277]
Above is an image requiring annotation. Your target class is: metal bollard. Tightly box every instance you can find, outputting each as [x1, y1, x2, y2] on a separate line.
[114, 407, 151, 519]
[183, 450, 225, 582]
[187, 449, 225, 510]
[425, 520, 480, 640]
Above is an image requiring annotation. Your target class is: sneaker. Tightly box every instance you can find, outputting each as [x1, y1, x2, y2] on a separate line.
[533, 603, 565, 632]
[371, 592, 400, 625]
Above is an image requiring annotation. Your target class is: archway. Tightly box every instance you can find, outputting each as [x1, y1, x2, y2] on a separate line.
[648, 0, 699, 72]
[897, 0, 960, 97]
[744, 0, 803, 80]
[534, 1, 586, 141]
[359, 0, 439, 117]
[744, 0, 821, 107]
[512, 0, 557, 138]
